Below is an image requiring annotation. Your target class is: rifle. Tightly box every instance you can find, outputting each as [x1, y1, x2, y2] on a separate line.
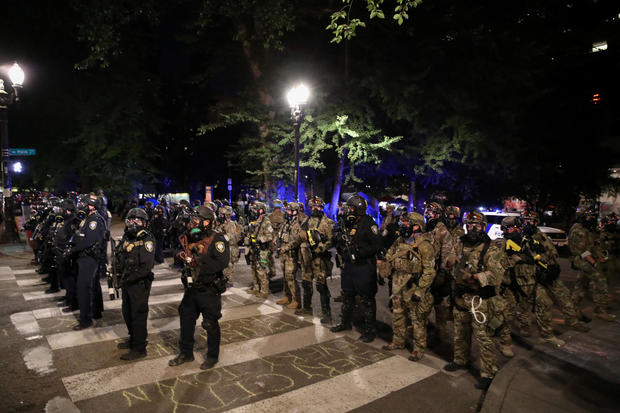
[506, 238, 560, 286]
[334, 216, 356, 266]
[107, 238, 120, 300]
[179, 233, 196, 287]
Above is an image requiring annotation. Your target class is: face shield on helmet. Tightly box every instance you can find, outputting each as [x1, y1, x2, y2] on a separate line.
[501, 216, 523, 243]
[463, 211, 487, 244]
[125, 208, 147, 236]
[424, 202, 444, 232]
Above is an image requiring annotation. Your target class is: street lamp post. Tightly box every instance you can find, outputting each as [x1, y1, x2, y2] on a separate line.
[287, 84, 309, 202]
[0, 62, 24, 201]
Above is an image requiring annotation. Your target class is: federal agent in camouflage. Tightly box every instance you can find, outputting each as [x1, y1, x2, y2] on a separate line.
[379, 212, 436, 361]
[244, 202, 274, 299]
[275, 202, 305, 309]
[497, 216, 564, 359]
[297, 197, 335, 323]
[217, 206, 242, 284]
[444, 211, 505, 390]
[569, 207, 615, 322]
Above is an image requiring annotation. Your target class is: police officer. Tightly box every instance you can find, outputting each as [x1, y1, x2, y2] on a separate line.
[169, 206, 230, 370]
[331, 195, 382, 342]
[244, 202, 274, 299]
[378, 212, 436, 361]
[276, 202, 304, 309]
[149, 205, 168, 264]
[68, 195, 106, 330]
[217, 205, 242, 284]
[444, 211, 505, 390]
[115, 208, 155, 360]
[58, 199, 80, 313]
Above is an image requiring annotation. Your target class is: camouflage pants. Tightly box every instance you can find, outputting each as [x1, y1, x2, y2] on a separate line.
[501, 284, 553, 345]
[599, 258, 619, 283]
[453, 296, 499, 379]
[281, 253, 299, 302]
[268, 244, 276, 279]
[251, 249, 270, 294]
[434, 297, 453, 341]
[301, 255, 327, 286]
[571, 257, 609, 309]
[223, 262, 235, 282]
[518, 279, 578, 329]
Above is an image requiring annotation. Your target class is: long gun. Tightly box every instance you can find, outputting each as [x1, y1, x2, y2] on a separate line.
[179, 233, 196, 286]
[107, 238, 120, 300]
[335, 216, 356, 266]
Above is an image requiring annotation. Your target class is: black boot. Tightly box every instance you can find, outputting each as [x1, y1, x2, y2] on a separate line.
[318, 283, 332, 324]
[295, 280, 313, 315]
[358, 297, 376, 343]
[331, 294, 354, 332]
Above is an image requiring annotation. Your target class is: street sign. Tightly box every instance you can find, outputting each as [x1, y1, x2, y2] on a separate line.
[8, 148, 36, 156]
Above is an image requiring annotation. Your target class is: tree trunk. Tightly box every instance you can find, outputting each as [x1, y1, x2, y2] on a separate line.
[329, 150, 347, 218]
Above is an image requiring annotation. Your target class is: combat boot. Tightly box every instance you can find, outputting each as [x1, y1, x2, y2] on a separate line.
[295, 281, 313, 315]
[331, 294, 354, 332]
[286, 300, 299, 310]
[408, 351, 423, 362]
[594, 308, 616, 322]
[276, 296, 290, 305]
[475, 377, 493, 390]
[200, 357, 218, 370]
[358, 297, 376, 343]
[444, 362, 469, 372]
[169, 352, 195, 367]
[382, 342, 405, 351]
[318, 285, 332, 324]
[539, 336, 565, 347]
[257, 292, 268, 299]
[577, 310, 592, 323]
[500, 345, 514, 358]
[247, 288, 259, 296]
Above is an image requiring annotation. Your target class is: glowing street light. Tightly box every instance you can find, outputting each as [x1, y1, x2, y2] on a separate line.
[8, 63, 25, 87]
[12, 161, 22, 173]
[287, 83, 310, 201]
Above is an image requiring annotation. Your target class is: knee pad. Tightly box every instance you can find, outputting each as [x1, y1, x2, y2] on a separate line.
[201, 318, 219, 334]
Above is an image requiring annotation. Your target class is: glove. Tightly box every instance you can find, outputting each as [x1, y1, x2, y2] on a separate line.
[460, 268, 474, 283]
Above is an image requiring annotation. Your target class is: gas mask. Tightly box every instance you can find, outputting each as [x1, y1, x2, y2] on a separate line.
[311, 208, 324, 218]
[189, 227, 202, 242]
[463, 228, 485, 245]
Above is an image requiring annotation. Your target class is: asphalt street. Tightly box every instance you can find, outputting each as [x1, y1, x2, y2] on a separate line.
[0, 219, 618, 413]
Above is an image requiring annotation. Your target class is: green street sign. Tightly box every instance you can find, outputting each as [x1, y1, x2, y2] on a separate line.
[8, 148, 36, 156]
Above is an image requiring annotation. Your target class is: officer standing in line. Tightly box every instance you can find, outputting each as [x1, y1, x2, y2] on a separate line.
[444, 211, 505, 390]
[58, 199, 80, 313]
[169, 206, 230, 370]
[331, 195, 382, 342]
[68, 195, 106, 330]
[244, 202, 274, 299]
[217, 205, 242, 285]
[297, 197, 335, 324]
[149, 205, 168, 264]
[275, 202, 304, 309]
[268, 199, 285, 279]
[378, 212, 436, 361]
[116, 208, 155, 360]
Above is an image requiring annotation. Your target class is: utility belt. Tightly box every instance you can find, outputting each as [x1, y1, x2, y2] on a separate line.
[454, 283, 496, 300]
[187, 272, 227, 294]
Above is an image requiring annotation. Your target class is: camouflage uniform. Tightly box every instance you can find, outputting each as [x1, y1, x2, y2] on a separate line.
[244, 211, 274, 298]
[267, 205, 285, 279]
[517, 228, 584, 332]
[569, 221, 610, 315]
[276, 203, 304, 309]
[428, 221, 456, 341]
[497, 236, 560, 350]
[298, 208, 334, 321]
[449, 212, 505, 381]
[218, 207, 242, 283]
[599, 213, 620, 284]
[379, 221, 435, 358]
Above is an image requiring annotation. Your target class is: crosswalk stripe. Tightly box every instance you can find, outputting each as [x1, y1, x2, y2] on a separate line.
[0, 266, 12, 275]
[63, 324, 341, 402]
[17, 278, 47, 287]
[47, 302, 281, 350]
[226, 355, 438, 413]
[10, 311, 40, 335]
[14, 269, 38, 275]
[23, 290, 65, 300]
[0, 273, 16, 281]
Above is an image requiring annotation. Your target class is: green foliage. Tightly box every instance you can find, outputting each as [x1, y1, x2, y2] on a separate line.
[327, 0, 422, 43]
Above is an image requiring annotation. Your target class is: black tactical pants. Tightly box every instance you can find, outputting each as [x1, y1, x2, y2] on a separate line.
[59, 258, 78, 309]
[155, 234, 165, 263]
[122, 279, 152, 351]
[76, 256, 100, 324]
[341, 261, 378, 335]
[178, 288, 222, 359]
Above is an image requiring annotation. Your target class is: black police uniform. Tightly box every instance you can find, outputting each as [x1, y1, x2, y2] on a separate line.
[119, 228, 155, 353]
[70, 211, 106, 328]
[177, 229, 230, 363]
[59, 215, 79, 310]
[149, 212, 167, 264]
[336, 214, 382, 340]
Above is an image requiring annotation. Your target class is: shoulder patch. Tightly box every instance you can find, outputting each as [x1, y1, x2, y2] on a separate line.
[145, 241, 154, 253]
[215, 241, 226, 253]
[89, 221, 97, 230]
[371, 225, 379, 235]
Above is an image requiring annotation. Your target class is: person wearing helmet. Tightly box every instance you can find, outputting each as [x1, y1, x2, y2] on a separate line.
[67, 194, 107, 330]
[378, 212, 436, 361]
[58, 199, 81, 313]
[297, 197, 335, 323]
[115, 208, 156, 361]
[444, 211, 505, 390]
[424, 201, 457, 344]
[169, 205, 230, 370]
[516, 210, 589, 334]
[569, 207, 615, 322]
[217, 205, 242, 285]
[243, 201, 274, 299]
[445, 206, 464, 239]
[331, 195, 382, 342]
[43, 203, 67, 294]
[275, 202, 306, 309]
[497, 216, 565, 359]
[149, 205, 168, 264]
